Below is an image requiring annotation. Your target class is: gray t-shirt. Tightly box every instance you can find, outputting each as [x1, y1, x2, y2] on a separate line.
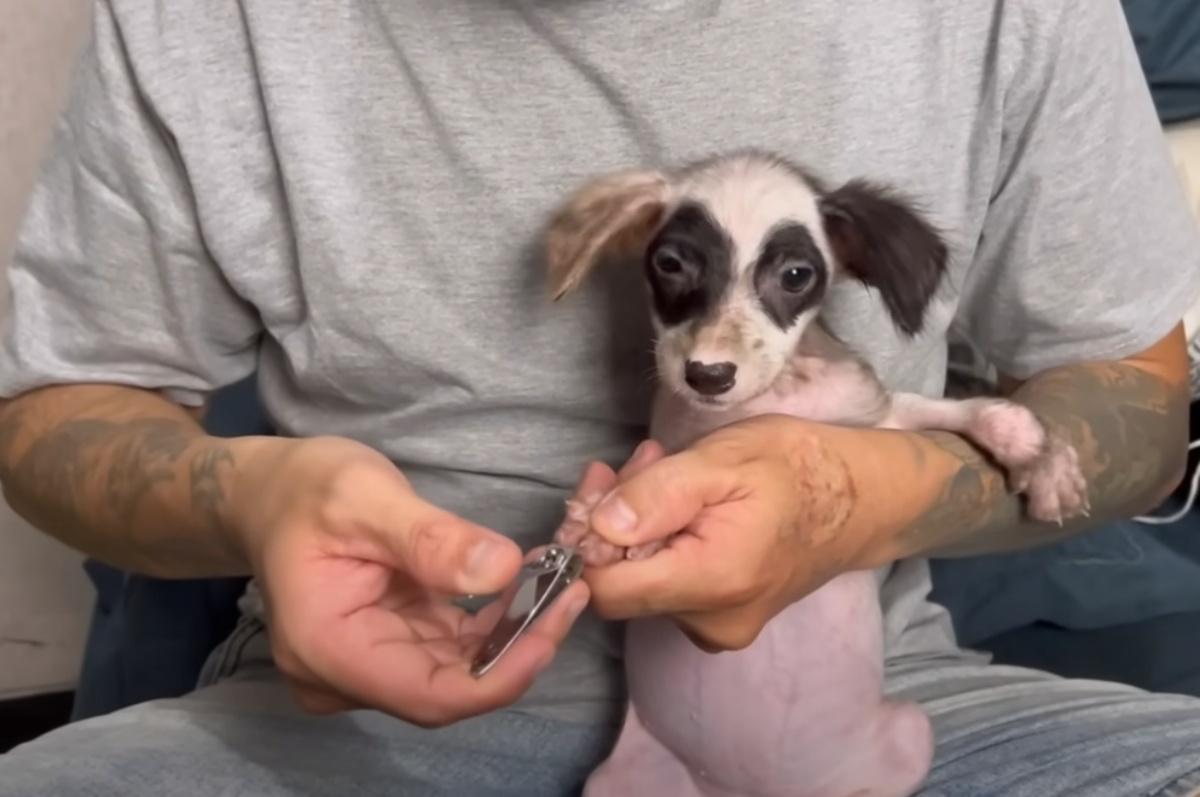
[3, 0, 1199, 723]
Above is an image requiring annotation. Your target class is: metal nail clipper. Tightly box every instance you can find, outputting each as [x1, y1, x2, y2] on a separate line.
[469, 544, 583, 678]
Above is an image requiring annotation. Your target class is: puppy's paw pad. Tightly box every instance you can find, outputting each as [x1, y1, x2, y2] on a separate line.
[968, 401, 1047, 468]
[1013, 436, 1089, 524]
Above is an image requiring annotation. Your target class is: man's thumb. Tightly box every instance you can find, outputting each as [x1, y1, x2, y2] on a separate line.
[394, 510, 523, 595]
[588, 453, 730, 548]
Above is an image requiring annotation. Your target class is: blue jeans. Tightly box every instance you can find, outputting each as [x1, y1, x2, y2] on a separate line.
[3, 614, 1200, 797]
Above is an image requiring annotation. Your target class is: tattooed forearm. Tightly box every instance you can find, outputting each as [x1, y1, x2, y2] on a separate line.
[0, 386, 248, 576]
[189, 446, 236, 531]
[3, 414, 186, 537]
[898, 359, 1188, 558]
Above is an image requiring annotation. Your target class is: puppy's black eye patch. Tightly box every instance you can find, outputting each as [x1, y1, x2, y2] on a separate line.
[644, 202, 733, 327]
[753, 223, 828, 329]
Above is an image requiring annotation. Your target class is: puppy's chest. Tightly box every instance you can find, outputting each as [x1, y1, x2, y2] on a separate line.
[652, 356, 890, 450]
[747, 358, 891, 426]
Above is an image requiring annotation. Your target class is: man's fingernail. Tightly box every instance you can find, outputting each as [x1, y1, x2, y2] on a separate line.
[631, 440, 651, 461]
[595, 495, 638, 535]
[465, 539, 498, 579]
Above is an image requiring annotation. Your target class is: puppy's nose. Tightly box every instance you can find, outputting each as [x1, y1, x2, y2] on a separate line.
[684, 360, 737, 396]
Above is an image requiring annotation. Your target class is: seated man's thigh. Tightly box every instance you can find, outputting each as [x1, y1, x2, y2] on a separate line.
[0, 665, 617, 797]
[889, 656, 1200, 797]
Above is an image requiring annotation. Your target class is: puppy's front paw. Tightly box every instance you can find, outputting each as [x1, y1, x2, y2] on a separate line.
[961, 399, 1088, 525]
[554, 496, 598, 547]
[967, 400, 1046, 469]
[553, 496, 629, 566]
[1009, 434, 1090, 524]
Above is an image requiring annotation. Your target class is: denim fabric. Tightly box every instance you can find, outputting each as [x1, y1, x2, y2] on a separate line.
[983, 610, 1200, 699]
[929, 509, 1200, 649]
[1122, 0, 1200, 123]
[69, 565, 248, 721]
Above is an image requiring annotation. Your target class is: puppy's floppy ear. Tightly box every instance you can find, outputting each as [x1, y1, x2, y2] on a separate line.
[545, 170, 669, 300]
[820, 180, 948, 336]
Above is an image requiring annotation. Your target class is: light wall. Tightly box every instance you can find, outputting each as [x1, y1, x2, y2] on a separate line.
[0, 2, 95, 699]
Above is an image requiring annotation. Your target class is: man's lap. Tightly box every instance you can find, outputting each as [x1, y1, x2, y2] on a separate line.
[3, 621, 1199, 797]
[0, 660, 616, 796]
[887, 657, 1200, 796]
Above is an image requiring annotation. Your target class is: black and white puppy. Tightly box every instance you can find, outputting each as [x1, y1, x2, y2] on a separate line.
[548, 151, 1089, 564]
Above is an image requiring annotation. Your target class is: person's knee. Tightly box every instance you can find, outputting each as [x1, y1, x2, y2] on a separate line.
[0, 705, 218, 797]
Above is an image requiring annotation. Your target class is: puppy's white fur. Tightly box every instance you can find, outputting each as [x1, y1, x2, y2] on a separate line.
[660, 155, 834, 408]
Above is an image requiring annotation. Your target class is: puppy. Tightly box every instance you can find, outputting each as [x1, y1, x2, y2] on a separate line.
[545, 151, 1088, 797]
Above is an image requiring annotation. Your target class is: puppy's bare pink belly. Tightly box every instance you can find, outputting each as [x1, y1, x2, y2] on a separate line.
[585, 572, 933, 797]
[582, 381, 931, 795]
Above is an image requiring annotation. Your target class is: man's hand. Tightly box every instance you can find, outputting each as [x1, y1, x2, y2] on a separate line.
[230, 435, 589, 726]
[0, 385, 588, 726]
[575, 417, 870, 651]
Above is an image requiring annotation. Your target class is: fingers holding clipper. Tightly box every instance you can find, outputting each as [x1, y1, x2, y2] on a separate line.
[382, 571, 590, 726]
[464, 442, 665, 696]
[466, 542, 591, 662]
[464, 577, 590, 692]
[507, 577, 590, 656]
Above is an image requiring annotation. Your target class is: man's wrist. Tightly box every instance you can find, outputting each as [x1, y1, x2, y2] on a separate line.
[768, 418, 1009, 571]
[839, 427, 982, 569]
[753, 416, 964, 571]
[218, 434, 297, 568]
[875, 429, 1021, 562]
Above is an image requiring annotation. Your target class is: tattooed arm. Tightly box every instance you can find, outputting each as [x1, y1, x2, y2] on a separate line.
[0, 384, 264, 577]
[860, 323, 1191, 564]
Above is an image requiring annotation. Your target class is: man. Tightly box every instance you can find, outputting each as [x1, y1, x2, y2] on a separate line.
[1, 1, 1199, 794]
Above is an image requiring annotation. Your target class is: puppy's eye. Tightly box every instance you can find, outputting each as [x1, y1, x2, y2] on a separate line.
[651, 247, 685, 276]
[780, 263, 814, 293]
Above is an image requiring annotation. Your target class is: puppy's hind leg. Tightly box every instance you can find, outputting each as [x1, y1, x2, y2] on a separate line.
[583, 703, 713, 797]
[881, 393, 1089, 524]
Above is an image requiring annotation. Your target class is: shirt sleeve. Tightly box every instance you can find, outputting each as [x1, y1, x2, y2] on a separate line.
[957, 0, 1200, 379]
[0, 1, 261, 407]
